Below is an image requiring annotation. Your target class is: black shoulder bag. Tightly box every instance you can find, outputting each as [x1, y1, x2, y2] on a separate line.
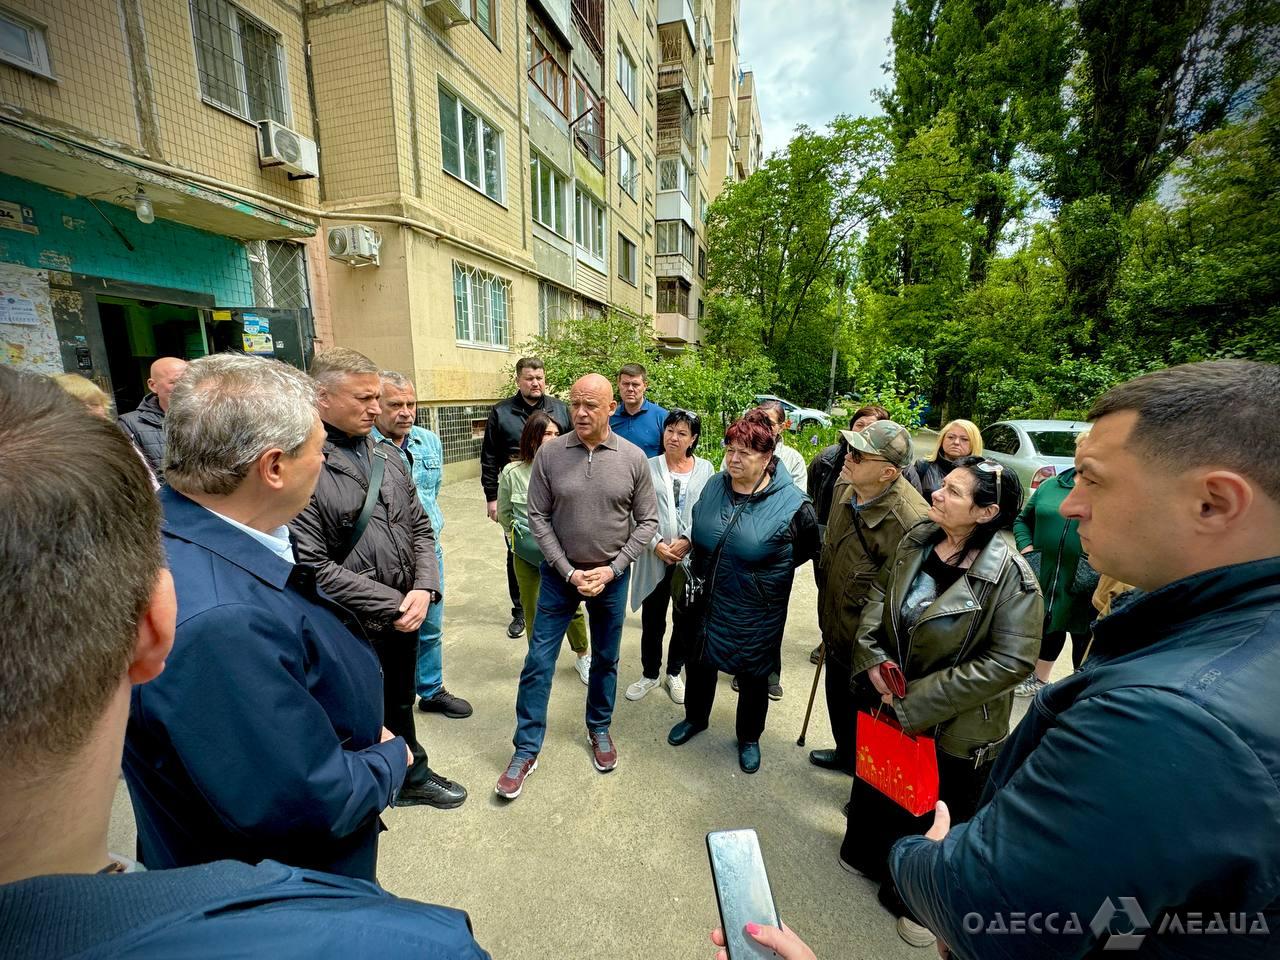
[341, 446, 387, 563]
[673, 472, 766, 620]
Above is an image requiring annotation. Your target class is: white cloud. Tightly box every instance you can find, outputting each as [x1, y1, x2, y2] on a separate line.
[738, 0, 894, 156]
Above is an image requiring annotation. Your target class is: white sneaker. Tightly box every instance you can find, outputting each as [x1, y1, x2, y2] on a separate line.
[575, 655, 592, 685]
[665, 673, 686, 704]
[1015, 675, 1047, 698]
[625, 676, 661, 700]
[896, 917, 936, 948]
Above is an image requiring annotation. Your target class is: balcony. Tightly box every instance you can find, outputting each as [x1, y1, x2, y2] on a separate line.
[655, 251, 693, 283]
[656, 189, 693, 225]
[656, 0, 697, 44]
[572, 0, 604, 58]
[654, 310, 693, 343]
[657, 22, 696, 110]
[656, 89, 695, 153]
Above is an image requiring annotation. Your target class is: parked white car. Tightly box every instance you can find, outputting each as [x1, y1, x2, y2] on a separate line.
[981, 419, 1090, 496]
[753, 394, 832, 432]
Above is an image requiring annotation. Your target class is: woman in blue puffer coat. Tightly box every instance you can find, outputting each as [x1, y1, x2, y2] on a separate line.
[667, 410, 820, 773]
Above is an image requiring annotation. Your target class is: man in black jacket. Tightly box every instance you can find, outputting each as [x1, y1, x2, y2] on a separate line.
[480, 356, 571, 638]
[117, 355, 187, 482]
[291, 348, 466, 810]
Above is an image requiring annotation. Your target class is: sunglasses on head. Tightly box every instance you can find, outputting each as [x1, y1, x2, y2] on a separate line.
[977, 459, 1004, 504]
[668, 408, 702, 432]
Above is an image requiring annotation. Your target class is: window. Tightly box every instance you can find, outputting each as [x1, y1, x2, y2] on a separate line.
[700, 192, 708, 224]
[439, 86, 504, 203]
[472, 0, 497, 44]
[655, 220, 694, 261]
[247, 240, 309, 309]
[572, 72, 605, 169]
[539, 281, 573, 335]
[189, 0, 288, 123]
[526, 5, 569, 115]
[0, 8, 51, 77]
[657, 156, 691, 196]
[616, 40, 637, 107]
[701, 136, 709, 168]
[984, 425, 1020, 455]
[617, 139, 638, 200]
[574, 188, 606, 264]
[529, 151, 569, 237]
[453, 262, 510, 347]
[618, 233, 637, 285]
[657, 278, 689, 314]
[697, 245, 706, 278]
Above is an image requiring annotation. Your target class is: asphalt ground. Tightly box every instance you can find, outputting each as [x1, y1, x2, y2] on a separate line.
[109, 474, 1060, 959]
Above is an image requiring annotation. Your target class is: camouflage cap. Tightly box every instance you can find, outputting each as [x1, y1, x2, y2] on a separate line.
[840, 420, 914, 469]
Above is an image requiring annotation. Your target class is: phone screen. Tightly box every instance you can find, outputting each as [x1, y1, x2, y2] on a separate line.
[706, 829, 782, 960]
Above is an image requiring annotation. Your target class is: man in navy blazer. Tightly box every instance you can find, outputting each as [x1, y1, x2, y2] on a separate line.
[123, 354, 412, 883]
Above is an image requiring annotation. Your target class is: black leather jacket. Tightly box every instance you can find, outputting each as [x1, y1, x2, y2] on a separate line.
[118, 393, 166, 481]
[480, 392, 571, 501]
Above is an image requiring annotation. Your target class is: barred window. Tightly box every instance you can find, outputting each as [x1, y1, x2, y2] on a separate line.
[538, 281, 573, 336]
[189, 0, 288, 124]
[453, 262, 510, 347]
[247, 240, 310, 310]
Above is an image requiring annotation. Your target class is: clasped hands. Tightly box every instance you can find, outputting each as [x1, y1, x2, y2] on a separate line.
[654, 537, 691, 565]
[570, 567, 615, 597]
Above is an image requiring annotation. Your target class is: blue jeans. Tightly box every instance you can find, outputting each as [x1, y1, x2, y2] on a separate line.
[415, 545, 445, 700]
[513, 562, 630, 758]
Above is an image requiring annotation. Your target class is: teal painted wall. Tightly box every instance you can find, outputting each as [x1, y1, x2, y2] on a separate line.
[0, 174, 253, 305]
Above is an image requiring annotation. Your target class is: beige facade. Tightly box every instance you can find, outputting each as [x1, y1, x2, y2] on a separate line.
[0, 0, 326, 410]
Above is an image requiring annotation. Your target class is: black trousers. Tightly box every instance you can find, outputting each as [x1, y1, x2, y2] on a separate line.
[1039, 629, 1089, 669]
[822, 653, 879, 768]
[685, 658, 770, 743]
[841, 743, 993, 921]
[504, 535, 521, 618]
[640, 566, 688, 679]
[370, 627, 431, 787]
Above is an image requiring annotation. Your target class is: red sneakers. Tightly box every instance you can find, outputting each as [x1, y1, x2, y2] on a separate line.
[588, 728, 618, 772]
[495, 755, 537, 799]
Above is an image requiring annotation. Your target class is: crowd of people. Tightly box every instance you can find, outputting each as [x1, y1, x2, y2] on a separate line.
[1, 352, 1276, 959]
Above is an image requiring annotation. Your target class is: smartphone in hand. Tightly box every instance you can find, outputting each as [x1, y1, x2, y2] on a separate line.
[706, 829, 781, 959]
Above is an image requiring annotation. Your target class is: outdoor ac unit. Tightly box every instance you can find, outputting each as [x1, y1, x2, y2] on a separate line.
[258, 120, 319, 179]
[327, 225, 382, 266]
[424, 0, 471, 24]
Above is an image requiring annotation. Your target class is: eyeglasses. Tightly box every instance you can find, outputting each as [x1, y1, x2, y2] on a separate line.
[977, 459, 1004, 504]
[849, 449, 888, 465]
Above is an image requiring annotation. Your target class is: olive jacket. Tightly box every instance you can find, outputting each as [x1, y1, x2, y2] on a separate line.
[851, 522, 1042, 759]
[816, 475, 931, 666]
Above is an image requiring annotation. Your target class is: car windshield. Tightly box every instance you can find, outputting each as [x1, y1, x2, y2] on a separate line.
[1027, 429, 1084, 458]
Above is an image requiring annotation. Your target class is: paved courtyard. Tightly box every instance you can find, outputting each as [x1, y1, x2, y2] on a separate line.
[109, 475, 1046, 959]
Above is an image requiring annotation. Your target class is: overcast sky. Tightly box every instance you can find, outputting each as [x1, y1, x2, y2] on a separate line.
[739, 0, 895, 157]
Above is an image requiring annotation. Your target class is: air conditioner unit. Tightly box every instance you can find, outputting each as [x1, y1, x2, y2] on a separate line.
[701, 95, 711, 116]
[327, 225, 382, 266]
[424, 0, 470, 25]
[258, 120, 319, 179]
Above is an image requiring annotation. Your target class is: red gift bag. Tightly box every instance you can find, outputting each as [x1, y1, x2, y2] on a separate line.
[855, 709, 940, 817]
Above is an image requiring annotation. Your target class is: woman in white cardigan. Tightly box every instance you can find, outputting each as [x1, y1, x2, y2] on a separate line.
[625, 409, 716, 705]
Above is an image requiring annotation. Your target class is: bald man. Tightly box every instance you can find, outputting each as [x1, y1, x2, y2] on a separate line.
[495, 374, 658, 799]
[119, 356, 188, 482]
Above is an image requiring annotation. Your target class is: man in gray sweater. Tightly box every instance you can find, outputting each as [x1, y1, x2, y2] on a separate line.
[496, 373, 658, 799]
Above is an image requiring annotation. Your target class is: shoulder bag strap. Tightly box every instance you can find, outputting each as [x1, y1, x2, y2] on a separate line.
[341, 446, 387, 563]
[703, 470, 767, 588]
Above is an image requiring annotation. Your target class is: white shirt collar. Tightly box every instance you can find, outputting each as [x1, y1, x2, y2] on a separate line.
[208, 509, 295, 565]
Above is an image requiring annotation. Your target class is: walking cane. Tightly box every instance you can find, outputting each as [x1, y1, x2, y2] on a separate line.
[797, 641, 825, 746]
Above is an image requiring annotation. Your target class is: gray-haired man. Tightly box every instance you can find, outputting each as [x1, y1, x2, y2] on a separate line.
[290, 348, 466, 810]
[123, 354, 412, 881]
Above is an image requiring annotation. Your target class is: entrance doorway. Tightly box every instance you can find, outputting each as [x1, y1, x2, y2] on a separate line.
[97, 297, 205, 414]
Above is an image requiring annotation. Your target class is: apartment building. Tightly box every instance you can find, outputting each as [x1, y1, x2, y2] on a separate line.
[0, 0, 327, 413]
[708, 0, 762, 202]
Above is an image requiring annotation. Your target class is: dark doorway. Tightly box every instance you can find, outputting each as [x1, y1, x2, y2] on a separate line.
[97, 297, 204, 415]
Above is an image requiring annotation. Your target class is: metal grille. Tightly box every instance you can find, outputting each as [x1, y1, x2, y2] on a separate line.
[190, 0, 287, 124]
[248, 240, 310, 310]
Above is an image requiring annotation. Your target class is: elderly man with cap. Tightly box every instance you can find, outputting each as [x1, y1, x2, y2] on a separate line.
[809, 420, 930, 777]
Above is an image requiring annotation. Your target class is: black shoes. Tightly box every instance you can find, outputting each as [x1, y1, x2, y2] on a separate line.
[667, 720, 706, 746]
[808, 749, 855, 775]
[738, 741, 761, 774]
[394, 769, 467, 809]
[506, 613, 525, 638]
[418, 689, 473, 718]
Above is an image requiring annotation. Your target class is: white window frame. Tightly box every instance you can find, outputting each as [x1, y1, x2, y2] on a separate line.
[529, 150, 569, 237]
[188, 0, 290, 125]
[616, 39, 637, 108]
[0, 7, 52, 78]
[657, 156, 691, 197]
[618, 233, 637, 286]
[439, 84, 506, 204]
[453, 261, 511, 348]
[701, 136, 709, 169]
[617, 138, 638, 200]
[655, 220, 693, 261]
[574, 188, 607, 269]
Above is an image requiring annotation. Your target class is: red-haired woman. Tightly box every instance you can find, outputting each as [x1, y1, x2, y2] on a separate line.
[667, 410, 820, 773]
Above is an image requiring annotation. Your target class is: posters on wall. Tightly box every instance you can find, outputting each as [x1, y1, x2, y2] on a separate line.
[241, 313, 274, 355]
[0, 263, 60, 374]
